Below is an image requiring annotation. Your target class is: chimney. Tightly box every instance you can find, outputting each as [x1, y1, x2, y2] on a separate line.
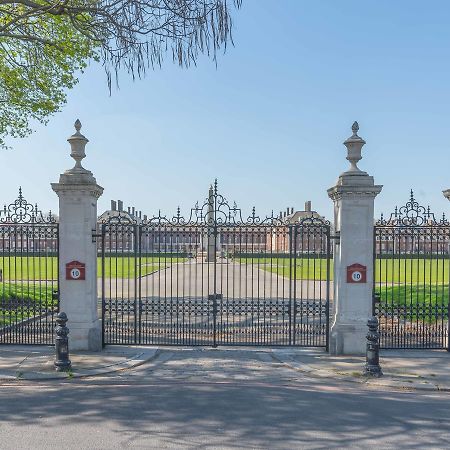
[286, 207, 290, 215]
[118, 200, 123, 212]
[305, 201, 312, 212]
[132, 207, 135, 217]
[279, 211, 283, 219]
[139, 211, 142, 219]
[144, 214, 148, 221]
[111, 200, 117, 211]
[127, 207, 131, 214]
[291, 207, 294, 214]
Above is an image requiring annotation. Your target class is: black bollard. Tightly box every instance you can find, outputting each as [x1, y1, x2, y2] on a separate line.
[363, 316, 383, 377]
[54, 312, 72, 372]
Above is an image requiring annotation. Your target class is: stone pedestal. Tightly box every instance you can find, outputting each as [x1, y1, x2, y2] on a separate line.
[52, 120, 104, 351]
[327, 122, 382, 355]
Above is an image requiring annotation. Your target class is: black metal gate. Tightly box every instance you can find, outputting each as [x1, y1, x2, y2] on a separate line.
[100, 183, 331, 348]
[0, 189, 59, 344]
[373, 191, 450, 350]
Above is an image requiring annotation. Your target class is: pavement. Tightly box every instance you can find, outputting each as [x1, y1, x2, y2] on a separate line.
[3, 348, 450, 449]
[0, 345, 159, 380]
[0, 344, 448, 391]
[271, 348, 450, 391]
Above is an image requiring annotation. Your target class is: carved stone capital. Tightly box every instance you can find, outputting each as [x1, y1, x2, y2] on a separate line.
[51, 182, 104, 199]
[327, 184, 383, 202]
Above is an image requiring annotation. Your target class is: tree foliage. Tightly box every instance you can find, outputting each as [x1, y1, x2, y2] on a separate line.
[0, 0, 242, 148]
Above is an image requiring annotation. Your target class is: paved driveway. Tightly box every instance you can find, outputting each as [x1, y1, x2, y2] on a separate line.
[99, 260, 332, 301]
[99, 261, 331, 345]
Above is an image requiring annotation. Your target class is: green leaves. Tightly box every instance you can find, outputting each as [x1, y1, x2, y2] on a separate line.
[0, 1, 241, 148]
[0, 2, 97, 148]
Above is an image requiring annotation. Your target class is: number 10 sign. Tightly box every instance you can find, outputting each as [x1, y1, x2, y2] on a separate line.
[346, 263, 367, 283]
[66, 261, 86, 280]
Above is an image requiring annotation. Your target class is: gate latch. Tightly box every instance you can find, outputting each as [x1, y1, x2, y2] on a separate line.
[208, 294, 222, 315]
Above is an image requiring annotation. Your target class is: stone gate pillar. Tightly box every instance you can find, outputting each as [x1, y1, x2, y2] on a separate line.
[52, 120, 104, 351]
[327, 122, 382, 355]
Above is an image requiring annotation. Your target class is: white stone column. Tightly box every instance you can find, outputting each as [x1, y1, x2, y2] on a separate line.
[52, 120, 104, 351]
[327, 122, 382, 355]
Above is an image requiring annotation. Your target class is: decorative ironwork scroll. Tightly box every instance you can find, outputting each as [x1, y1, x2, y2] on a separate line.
[0, 188, 56, 224]
[377, 190, 449, 227]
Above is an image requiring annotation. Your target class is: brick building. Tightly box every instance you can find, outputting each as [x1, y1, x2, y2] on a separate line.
[97, 199, 330, 255]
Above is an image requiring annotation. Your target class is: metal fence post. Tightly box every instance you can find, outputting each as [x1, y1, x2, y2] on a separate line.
[363, 316, 382, 377]
[54, 312, 72, 372]
[443, 189, 450, 352]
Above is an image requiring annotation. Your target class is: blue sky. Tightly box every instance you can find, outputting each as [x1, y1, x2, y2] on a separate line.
[2, 0, 450, 221]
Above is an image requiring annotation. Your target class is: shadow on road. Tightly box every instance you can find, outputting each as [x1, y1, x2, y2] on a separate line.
[1, 349, 450, 448]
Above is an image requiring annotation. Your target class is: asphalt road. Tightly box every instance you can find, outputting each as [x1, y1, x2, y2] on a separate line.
[1, 348, 449, 449]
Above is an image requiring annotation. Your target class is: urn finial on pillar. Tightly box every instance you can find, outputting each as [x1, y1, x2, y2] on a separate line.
[343, 121, 367, 175]
[67, 119, 89, 172]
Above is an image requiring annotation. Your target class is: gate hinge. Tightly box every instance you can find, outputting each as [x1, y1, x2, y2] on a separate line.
[330, 231, 340, 242]
[92, 229, 101, 243]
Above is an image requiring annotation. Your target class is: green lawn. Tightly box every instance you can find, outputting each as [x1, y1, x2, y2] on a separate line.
[374, 259, 449, 284]
[0, 256, 186, 327]
[0, 282, 57, 327]
[101, 256, 187, 278]
[0, 256, 58, 280]
[237, 257, 331, 281]
[0, 256, 187, 280]
[376, 284, 449, 308]
[375, 284, 449, 322]
[238, 257, 450, 284]
[2, 255, 448, 284]
[239, 256, 450, 311]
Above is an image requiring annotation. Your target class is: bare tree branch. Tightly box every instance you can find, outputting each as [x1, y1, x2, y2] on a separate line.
[1, 0, 242, 88]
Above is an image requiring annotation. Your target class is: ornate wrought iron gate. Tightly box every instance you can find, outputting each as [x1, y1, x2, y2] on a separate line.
[373, 191, 450, 349]
[0, 189, 59, 344]
[100, 183, 331, 348]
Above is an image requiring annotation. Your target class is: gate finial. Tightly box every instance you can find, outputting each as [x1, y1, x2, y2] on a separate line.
[74, 119, 82, 133]
[343, 121, 367, 174]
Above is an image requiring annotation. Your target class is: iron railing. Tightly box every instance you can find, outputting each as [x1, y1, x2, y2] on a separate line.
[0, 189, 59, 344]
[373, 191, 450, 350]
[100, 182, 331, 348]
